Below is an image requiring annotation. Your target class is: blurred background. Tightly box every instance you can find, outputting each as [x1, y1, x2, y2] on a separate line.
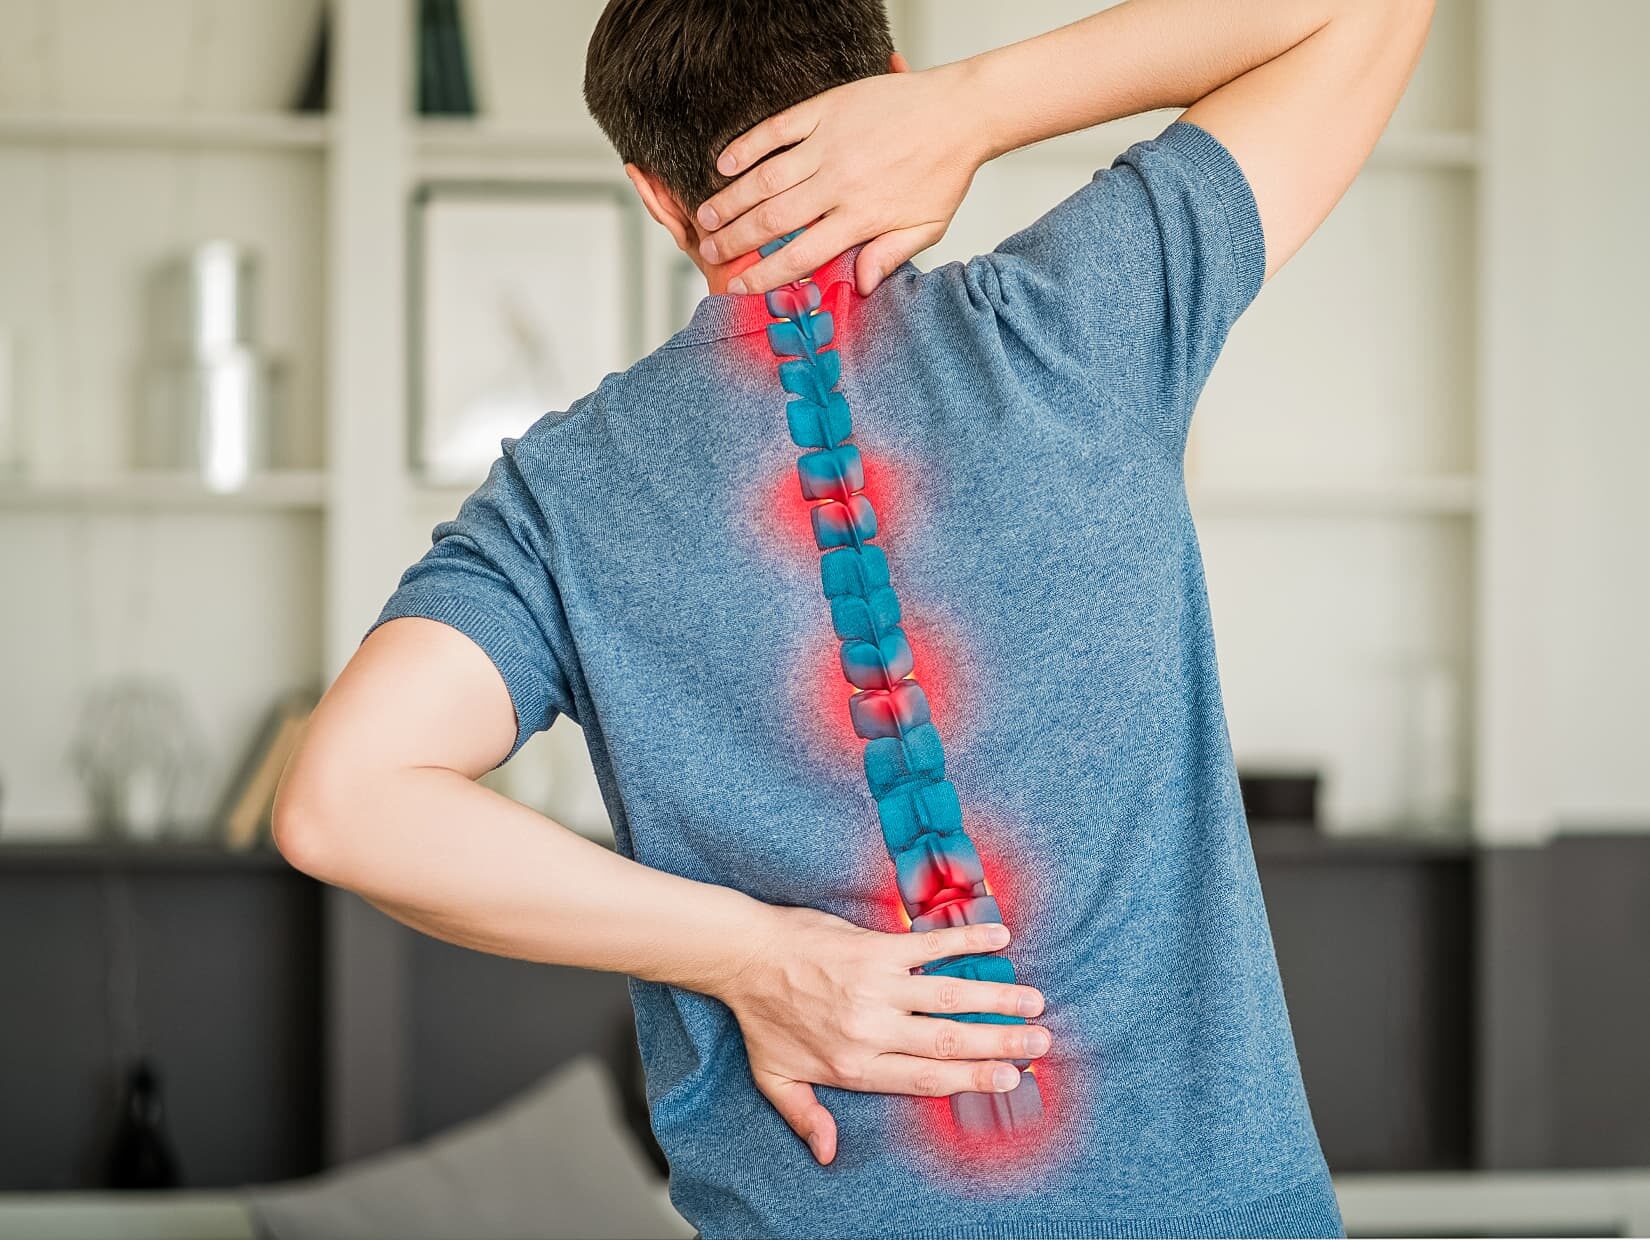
[0, 1, 1645, 1237]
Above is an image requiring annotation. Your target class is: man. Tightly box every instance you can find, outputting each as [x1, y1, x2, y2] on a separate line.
[274, 1, 1432, 1236]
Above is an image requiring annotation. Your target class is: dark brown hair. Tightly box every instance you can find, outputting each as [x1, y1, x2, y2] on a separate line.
[584, 0, 894, 212]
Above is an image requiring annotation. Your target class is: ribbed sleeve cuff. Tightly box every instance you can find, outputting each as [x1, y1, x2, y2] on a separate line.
[368, 591, 550, 761]
[1159, 120, 1268, 309]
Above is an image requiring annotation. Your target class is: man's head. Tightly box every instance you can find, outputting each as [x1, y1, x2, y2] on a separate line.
[584, 0, 898, 283]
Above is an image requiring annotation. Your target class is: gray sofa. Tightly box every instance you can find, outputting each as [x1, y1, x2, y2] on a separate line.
[0, 1056, 693, 1240]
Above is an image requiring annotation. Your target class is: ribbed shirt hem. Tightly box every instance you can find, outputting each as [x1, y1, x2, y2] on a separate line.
[1156, 120, 1268, 310]
[368, 590, 549, 760]
[704, 1172, 1343, 1240]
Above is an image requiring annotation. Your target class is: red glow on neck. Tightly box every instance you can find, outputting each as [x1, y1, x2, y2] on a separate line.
[735, 269, 856, 365]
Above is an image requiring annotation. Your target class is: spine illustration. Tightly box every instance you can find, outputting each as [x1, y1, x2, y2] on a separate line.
[758, 232, 1044, 1139]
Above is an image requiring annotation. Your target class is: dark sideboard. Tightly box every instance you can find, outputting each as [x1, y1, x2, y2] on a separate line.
[1, 832, 1646, 1189]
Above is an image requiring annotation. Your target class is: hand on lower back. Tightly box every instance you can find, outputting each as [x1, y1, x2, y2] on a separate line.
[694, 62, 986, 298]
[715, 904, 1049, 1165]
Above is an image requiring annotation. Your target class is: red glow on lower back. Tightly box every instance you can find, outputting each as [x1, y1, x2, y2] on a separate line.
[900, 1048, 1075, 1188]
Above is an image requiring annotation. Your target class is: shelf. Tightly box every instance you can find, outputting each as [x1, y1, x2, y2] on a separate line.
[0, 471, 327, 512]
[411, 120, 621, 181]
[415, 119, 604, 158]
[0, 841, 296, 871]
[1367, 129, 1481, 170]
[1188, 475, 1478, 517]
[0, 110, 330, 151]
[1250, 826, 1476, 862]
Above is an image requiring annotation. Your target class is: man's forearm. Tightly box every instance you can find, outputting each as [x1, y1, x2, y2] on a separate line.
[277, 762, 768, 999]
[958, 0, 1359, 159]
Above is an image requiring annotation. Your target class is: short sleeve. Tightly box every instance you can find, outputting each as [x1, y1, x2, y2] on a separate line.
[971, 120, 1265, 455]
[368, 444, 578, 761]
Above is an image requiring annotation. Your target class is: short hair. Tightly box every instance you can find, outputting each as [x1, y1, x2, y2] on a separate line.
[584, 0, 894, 213]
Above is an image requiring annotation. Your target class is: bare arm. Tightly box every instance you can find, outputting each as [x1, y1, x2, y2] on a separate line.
[274, 617, 1048, 1164]
[697, 0, 1434, 292]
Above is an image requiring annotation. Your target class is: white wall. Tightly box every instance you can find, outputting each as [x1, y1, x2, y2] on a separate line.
[1483, 1, 1650, 829]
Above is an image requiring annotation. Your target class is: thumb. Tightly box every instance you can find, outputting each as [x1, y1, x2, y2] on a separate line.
[855, 222, 945, 296]
[755, 1070, 838, 1165]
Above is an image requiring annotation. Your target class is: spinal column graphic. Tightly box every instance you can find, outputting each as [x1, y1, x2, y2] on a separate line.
[757, 233, 1044, 1138]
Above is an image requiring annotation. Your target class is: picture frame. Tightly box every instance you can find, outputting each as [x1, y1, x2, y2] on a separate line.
[409, 181, 643, 485]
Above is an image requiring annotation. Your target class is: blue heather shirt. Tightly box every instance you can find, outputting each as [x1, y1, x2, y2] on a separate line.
[376, 122, 1342, 1240]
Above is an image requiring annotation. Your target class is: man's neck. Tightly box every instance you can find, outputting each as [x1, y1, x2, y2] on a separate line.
[701, 249, 762, 296]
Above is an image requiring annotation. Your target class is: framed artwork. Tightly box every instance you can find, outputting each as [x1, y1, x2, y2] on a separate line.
[410, 181, 643, 485]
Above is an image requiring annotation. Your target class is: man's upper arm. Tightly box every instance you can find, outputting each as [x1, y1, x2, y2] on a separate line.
[1183, 0, 1435, 278]
[306, 615, 521, 786]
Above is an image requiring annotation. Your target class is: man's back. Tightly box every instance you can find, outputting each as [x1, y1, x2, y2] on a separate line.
[377, 123, 1338, 1238]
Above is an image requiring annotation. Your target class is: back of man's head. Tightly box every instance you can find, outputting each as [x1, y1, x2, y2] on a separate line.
[584, 0, 894, 212]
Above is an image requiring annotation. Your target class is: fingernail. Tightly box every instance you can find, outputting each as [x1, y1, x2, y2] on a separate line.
[728, 277, 748, 295]
[992, 1066, 1020, 1092]
[718, 154, 737, 175]
[699, 238, 717, 262]
[806, 1131, 823, 1160]
[1017, 993, 1042, 1017]
[1028, 1028, 1052, 1055]
[698, 205, 719, 228]
[985, 924, 1010, 948]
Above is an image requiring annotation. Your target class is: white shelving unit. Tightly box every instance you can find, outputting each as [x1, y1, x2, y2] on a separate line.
[1189, 475, 1478, 518]
[0, 110, 331, 150]
[0, 0, 1602, 849]
[0, 470, 327, 511]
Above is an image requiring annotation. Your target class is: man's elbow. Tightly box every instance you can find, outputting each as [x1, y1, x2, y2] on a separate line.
[272, 756, 350, 885]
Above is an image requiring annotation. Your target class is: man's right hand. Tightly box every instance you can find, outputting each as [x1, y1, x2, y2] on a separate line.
[713, 905, 1050, 1166]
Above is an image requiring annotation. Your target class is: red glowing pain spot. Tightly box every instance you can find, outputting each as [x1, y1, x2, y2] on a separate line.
[898, 811, 1079, 1183]
[903, 1048, 1076, 1185]
[757, 444, 911, 562]
[734, 270, 856, 365]
[855, 448, 907, 536]
[786, 622, 968, 764]
[954, 814, 1030, 928]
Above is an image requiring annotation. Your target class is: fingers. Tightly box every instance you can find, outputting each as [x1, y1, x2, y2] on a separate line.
[901, 973, 1045, 1020]
[895, 921, 1011, 969]
[755, 1072, 838, 1165]
[860, 1053, 1024, 1099]
[699, 179, 824, 267]
[890, 1015, 1052, 1063]
[714, 105, 818, 182]
[696, 145, 816, 236]
[727, 215, 861, 295]
[854, 222, 947, 295]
